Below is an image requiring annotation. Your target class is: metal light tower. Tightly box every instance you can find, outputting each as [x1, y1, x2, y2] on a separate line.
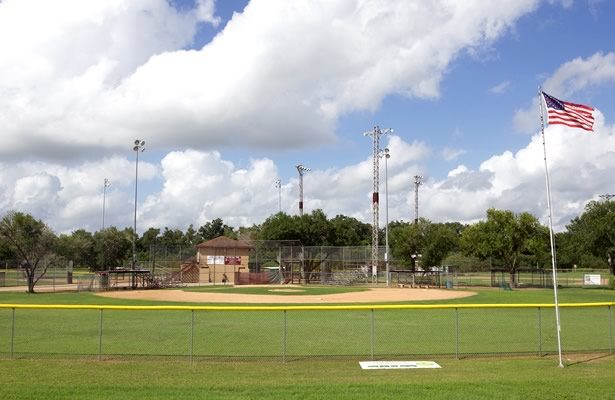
[275, 179, 282, 213]
[599, 194, 615, 201]
[364, 126, 392, 282]
[102, 178, 110, 230]
[380, 148, 391, 286]
[296, 165, 311, 216]
[132, 139, 145, 269]
[413, 175, 423, 224]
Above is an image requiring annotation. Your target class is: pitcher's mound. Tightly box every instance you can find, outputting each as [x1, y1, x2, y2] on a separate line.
[96, 287, 476, 304]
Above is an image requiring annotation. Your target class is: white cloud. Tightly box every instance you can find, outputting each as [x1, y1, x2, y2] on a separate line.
[547, 0, 574, 9]
[0, 156, 157, 233]
[423, 111, 615, 230]
[514, 52, 615, 133]
[1, 116, 613, 235]
[195, 0, 221, 27]
[441, 147, 466, 161]
[5, 1, 612, 236]
[135, 135, 429, 231]
[543, 52, 615, 98]
[0, 0, 540, 159]
[0, 134, 430, 233]
[489, 80, 511, 94]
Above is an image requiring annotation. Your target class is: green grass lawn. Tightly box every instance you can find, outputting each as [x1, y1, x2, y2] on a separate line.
[0, 287, 612, 360]
[0, 356, 613, 399]
[0, 288, 613, 399]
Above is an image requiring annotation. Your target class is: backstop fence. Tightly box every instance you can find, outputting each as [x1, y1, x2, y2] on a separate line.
[0, 303, 612, 362]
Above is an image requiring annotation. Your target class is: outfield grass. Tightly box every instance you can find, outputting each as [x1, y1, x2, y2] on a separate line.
[0, 288, 613, 399]
[0, 356, 613, 399]
[0, 288, 612, 360]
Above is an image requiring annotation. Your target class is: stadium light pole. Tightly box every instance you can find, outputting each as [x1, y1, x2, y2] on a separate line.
[275, 179, 282, 213]
[380, 148, 391, 287]
[132, 139, 145, 269]
[102, 178, 110, 230]
[413, 175, 423, 224]
[364, 126, 392, 284]
[296, 165, 311, 216]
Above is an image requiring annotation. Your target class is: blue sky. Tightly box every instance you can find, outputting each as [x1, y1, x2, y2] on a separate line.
[1, 0, 614, 234]
[182, 0, 615, 181]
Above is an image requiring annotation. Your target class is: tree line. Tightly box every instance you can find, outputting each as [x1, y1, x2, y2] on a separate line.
[1, 200, 613, 292]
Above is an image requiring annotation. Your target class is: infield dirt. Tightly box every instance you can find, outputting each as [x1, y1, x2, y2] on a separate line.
[96, 286, 477, 304]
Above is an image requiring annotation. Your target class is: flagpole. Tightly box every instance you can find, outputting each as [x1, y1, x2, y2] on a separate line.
[538, 87, 564, 368]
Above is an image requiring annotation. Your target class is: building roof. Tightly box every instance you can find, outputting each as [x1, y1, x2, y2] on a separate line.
[196, 236, 254, 249]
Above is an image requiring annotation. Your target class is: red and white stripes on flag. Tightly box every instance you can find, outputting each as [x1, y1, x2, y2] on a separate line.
[542, 91, 594, 132]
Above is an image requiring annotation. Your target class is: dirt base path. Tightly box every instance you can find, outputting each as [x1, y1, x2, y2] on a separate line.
[96, 287, 476, 304]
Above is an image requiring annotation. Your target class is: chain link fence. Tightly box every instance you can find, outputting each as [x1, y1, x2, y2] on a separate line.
[0, 303, 612, 362]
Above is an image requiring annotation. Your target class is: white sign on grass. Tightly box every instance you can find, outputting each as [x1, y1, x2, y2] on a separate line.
[359, 361, 441, 370]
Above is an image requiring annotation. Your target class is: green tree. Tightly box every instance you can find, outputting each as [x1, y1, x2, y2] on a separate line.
[566, 200, 615, 274]
[460, 209, 543, 287]
[139, 227, 161, 250]
[259, 210, 336, 246]
[56, 229, 95, 269]
[441, 251, 492, 272]
[160, 227, 184, 246]
[93, 227, 132, 270]
[199, 218, 235, 240]
[330, 215, 371, 246]
[259, 212, 302, 242]
[0, 234, 15, 261]
[421, 223, 459, 268]
[0, 211, 60, 293]
[389, 219, 430, 270]
[259, 210, 338, 280]
[388, 220, 459, 270]
[183, 224, 202, 246]
[237, 224, 261, 241]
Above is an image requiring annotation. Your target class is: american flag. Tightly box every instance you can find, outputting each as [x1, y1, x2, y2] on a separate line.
[542, 91, 594, 132]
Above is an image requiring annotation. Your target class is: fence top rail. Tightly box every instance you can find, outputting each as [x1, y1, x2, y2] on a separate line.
[0, 302, 613, 312]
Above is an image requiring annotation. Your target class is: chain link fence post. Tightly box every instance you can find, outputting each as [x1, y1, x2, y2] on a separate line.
[370, 309, 375, 361]
[98, 309, 103, 361]
[282, 310, 287, 363]
[537, 307, 542, 356]
[10, 308, 15, 360]
[190, 310, 194, 364]
[609, 305, 613, 355]
[455, 308, 459, 360]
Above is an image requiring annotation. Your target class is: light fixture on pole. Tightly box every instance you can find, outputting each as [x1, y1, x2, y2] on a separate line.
[102, 178, 110, 230]
[364, 126, 392, 284]
[132, 139, 145, 269]
[296, 165, 311, 216]
[275, 179, 282, 213]
[413, 175, 423, 224]
[380, 148, 391, 287]
[598, 194, 615, 201]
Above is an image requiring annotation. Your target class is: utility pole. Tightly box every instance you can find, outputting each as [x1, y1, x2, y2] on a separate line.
[599, 194, 615, 201]
[413, 175, 423, 224]
[296, 165, 310, 216]
[364, 126, 392, 283]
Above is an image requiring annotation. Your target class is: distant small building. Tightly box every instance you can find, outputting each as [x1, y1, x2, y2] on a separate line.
[196, 236, 253, 284]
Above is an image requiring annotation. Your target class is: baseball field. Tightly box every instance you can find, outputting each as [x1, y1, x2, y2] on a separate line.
[0, 285, 613, 399]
